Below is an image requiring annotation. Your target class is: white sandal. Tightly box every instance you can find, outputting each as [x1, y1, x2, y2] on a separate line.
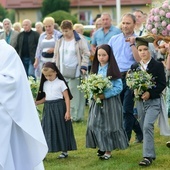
[58, 152, 68, 159]
[100, 154, 111, 160]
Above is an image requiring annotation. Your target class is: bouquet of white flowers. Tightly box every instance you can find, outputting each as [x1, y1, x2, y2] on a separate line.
[77, 74, 112, 104]
[28, 76, 40, 99]
[28, 76, 41, 117]
[126, 70, 155, 100]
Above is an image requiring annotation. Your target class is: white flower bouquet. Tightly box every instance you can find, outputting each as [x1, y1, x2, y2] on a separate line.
[77, 74, 112, 104]
[28, 76, 40, 99]
[28, 76, 41, 117]
[126, 70, 155, 100]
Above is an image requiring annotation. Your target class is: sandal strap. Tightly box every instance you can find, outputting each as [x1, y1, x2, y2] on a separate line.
[58, 152, 68, 158]
[144, 158, 151, 163]
[139, 158, 152, 166]
[100, 154, 111, 160]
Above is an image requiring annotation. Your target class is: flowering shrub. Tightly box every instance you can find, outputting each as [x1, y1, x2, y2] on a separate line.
[146, 0, 170, 36]
[126, 69, 155, 100]
[77, 74, 112, 104]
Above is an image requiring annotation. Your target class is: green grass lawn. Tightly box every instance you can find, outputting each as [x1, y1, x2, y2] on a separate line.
[41, 106, 170, 170]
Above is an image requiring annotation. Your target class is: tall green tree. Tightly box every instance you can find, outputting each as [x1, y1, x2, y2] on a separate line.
[0, 4, 8, 21]
[41, 0, 70, 17]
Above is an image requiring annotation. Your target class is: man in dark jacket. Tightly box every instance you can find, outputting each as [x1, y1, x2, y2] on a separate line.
[16, 19, 39, 77]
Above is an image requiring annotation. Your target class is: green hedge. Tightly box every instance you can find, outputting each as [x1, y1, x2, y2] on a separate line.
[47, 10, 77, 26]
[83, 30, 91, 38]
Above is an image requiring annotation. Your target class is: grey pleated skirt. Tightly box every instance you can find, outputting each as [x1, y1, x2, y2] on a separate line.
[86, 95, 129, 151]
[42, 99, 77, 152]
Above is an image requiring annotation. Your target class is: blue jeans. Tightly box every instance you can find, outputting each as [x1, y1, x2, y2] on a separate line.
[21, 57, 35, 78]
[120, 77, 143, 141]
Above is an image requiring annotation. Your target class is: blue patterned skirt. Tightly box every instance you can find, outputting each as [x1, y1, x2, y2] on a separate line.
[42, 99, 77, 152]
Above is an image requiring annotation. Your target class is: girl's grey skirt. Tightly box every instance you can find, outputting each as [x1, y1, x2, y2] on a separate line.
[86, 96, 129, 151]
[42, 99, 77, 152]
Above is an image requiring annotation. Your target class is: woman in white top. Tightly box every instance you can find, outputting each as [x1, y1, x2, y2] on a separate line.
[34, 17, 62, 79]
[53, 20, 90, 122]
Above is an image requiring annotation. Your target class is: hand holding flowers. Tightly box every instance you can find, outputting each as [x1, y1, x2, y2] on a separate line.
[126, 69, 155, 101]
[77, 74, 112, 104]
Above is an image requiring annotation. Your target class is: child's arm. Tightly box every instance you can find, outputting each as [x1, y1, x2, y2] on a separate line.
[35, 97, 45, 105]
[104, 79, 123, 98]
[63, 89, 71, 121]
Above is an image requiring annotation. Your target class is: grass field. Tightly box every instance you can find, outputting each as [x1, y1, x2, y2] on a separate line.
[41, 106, 170, 170]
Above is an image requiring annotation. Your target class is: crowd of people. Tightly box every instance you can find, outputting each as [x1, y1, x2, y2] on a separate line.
[1, 8, 170, 169]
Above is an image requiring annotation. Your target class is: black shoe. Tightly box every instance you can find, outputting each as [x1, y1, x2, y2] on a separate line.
[166, 141, 170, 148]
[139, 157, 152, 166]
[97, 150, 105, 157]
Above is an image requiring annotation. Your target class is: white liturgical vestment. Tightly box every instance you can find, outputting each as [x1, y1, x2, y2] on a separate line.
[0, 40, 48, 170]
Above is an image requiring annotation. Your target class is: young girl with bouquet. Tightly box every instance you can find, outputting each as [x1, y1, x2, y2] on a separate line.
[35, 62, 77, 158]
[86, 44, 129, 160]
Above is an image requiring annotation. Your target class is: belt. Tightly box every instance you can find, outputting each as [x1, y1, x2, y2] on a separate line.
[42, 52, 54, 58]
[121, 71, 127, 78]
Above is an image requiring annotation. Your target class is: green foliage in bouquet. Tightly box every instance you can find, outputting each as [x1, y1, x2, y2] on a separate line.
[28, 76, 39, 99]
[77, 74, 112, 104]
[28, 76, 41, 116]
[126, 69, 155, 100]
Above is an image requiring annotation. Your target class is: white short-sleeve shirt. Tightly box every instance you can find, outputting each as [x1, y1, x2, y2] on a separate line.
[43, 77, 67, 100]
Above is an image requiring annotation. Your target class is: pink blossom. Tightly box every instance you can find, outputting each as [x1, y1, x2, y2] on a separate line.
[151, 28, 157, 34]
[147, 24, 152, 30]
[150, 15, 154, 22]
[155, 22, 160, 28]
[154, 8, 160, 14]
[162, 30, 168, 36]
[150, 9, 154, 15]
[148, 18, 152, 23]
[162, 3, 169, 9]
[154, 15, 160, 21]
[146, 2, 170, 35]
[159, 10, 166, 16]
[166, 24, 170, 30]
[162, 21, 167, 27]
[166, 12, 170, 18]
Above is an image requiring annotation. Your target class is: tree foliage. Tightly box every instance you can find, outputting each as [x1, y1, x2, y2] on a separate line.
[0, 4, 8, 21]
[41, 0, 70, 17]
[48, 10, 77, 26]
[7, 9, 15, 23]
